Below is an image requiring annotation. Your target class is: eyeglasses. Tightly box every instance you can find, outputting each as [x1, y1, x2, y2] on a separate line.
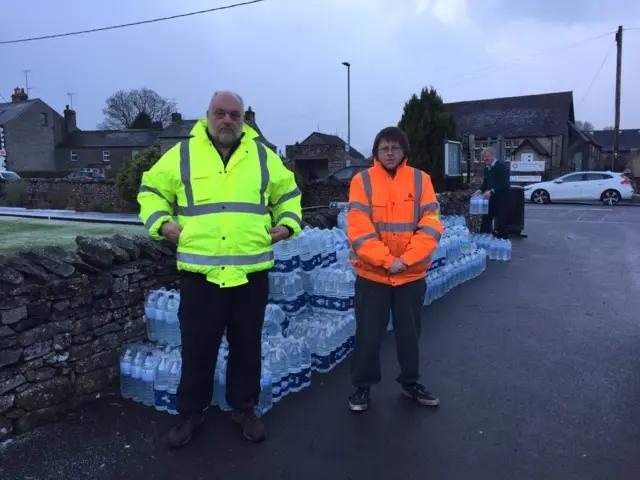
[213, 109, 242, 121]
[377, 146, 403, 154]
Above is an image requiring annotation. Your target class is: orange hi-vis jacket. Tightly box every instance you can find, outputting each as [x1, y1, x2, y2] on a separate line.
[347, 160, 443, 286]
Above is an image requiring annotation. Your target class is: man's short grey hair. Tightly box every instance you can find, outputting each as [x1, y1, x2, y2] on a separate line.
[482, 147, 496, 157]
[210, 91, 245, 110]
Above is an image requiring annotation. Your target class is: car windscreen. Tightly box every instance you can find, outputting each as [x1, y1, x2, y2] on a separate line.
[1, 172, 20, 179]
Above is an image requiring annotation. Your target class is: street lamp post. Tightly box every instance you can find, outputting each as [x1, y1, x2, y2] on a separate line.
[342, 61, 351, 166]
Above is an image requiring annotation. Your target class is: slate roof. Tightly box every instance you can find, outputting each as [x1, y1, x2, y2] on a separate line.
[588, 129, 640, 152]
[300, 132, 365, 158]
[445, 91, 575, 138]
[57, 130, 159, 149]
[158, 120, 198, 139]
[159, 119, 277, 151]
[0, 99, 38, 125]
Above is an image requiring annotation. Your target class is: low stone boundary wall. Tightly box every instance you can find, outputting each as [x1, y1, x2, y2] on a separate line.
[0, 236, 179, 439]
[0, 179, 125, 212]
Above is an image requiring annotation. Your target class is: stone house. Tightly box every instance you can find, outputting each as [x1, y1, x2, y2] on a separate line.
[0, 88, 67, 171]
[285, 132, 366, 181]
[588, 129, 640, 173]
[158, 107, 276, 155]
[0, 87, 159, 174]
[446, 91, 601, 173]
[56, 128, 159, 174]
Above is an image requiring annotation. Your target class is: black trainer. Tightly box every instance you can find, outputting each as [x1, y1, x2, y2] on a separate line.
[401, 383, 440, 407]
[348, 387, 371, 412]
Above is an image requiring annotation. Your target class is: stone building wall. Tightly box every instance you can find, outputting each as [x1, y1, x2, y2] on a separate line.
[0, 179, 124, 212]
[0, 236, 179, 439]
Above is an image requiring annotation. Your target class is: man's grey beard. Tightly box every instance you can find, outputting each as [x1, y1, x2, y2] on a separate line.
[213, 129, 241, 148]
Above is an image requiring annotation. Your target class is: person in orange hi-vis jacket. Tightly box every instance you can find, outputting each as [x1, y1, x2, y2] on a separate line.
[346, 126, 443, 413]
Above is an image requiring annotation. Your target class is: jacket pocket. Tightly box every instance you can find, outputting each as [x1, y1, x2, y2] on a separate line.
[192, 175, 213, 203]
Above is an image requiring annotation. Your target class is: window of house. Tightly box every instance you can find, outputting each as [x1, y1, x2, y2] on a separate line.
[70, 151, 78, 162]
[102, 150, 111, 162]
[132, 150, 139, 159]
[40, 113, 48, 126]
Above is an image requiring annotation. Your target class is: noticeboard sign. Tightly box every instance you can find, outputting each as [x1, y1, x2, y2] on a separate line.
[444, 141, 462, 177]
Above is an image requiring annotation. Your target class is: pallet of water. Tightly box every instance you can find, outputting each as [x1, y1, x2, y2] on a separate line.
[469, 195, 490, 215]
[470, 234, 512, 261]
[143, 287, 182, 347]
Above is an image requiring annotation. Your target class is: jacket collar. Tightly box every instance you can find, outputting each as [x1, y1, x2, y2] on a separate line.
[190, 118, 261, 145]
[372, 158, 409, 176]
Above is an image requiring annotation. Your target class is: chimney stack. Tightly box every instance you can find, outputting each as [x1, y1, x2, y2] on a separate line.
[245, 106, 255, 125]
[63, 105, 77, 137]
[171, 112, 182, 123]
[11, 87, 28, 103]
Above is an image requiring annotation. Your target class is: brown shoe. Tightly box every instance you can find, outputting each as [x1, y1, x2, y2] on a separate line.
[231, 410, 266, 443]
[167, 412, 205, 449]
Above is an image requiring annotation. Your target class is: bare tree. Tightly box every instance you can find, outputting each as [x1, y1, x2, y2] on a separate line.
[99, 88, 176, 130]
[603, 125, 614, 130]
[575, 120, 595, 132]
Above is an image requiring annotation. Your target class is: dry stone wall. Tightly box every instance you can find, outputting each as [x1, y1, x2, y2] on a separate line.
[0, 236, 179, 439]
[0, 179, 125, 212]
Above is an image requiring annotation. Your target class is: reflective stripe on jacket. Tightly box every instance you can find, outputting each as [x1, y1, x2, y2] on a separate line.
[138, 119, 302, 288]
[347, 160, 443, 286]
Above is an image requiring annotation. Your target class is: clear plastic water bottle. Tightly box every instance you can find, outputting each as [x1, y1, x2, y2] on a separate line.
[155, 288, 169, 345]
[164, 291, 181, 347]
[166, 356, 182, 415]
[144, 290, 159, 342]
[299, 339, 312, 389]
[130, 348, 146, 402]
[216, 354, 232, 411]
[154, 352, 172, 411]
[256, 363, 273, 417]
[141, 352, 157, 407]
[119, 347, 134, 399]
[288, 339, 302, 393]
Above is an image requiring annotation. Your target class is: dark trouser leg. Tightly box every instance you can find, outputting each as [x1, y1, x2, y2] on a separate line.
[351, 276, 392, 388]
[494, 194, 509, 239]
[177, 272, 228, 416]
[480, 200, 495, 234]
[226, 271, 269, 411]
[391, 278, 426, 386]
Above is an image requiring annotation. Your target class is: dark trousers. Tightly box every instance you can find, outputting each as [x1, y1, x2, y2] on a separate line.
[351, 276, 426, 388]
[480, 192, 509, 239]
[177, 271, 268, 415]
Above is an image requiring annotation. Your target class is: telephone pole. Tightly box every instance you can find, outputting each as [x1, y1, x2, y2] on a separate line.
[613, 25, 623, 169]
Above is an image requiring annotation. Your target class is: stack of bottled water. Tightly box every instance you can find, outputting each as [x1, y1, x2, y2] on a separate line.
[471, 233, 512, 261]
[143, 287, 182, 347]
[469, 195, 489, 215]
[123, 207, 502, 416]
[119, 343, 182, 413]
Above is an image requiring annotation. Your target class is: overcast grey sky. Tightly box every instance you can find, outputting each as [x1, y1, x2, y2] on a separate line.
[1, 0, 638, 155]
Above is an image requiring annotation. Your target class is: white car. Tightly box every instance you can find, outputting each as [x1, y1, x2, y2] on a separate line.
[0, 170, 20, 181]
[524, 171, 635, 206]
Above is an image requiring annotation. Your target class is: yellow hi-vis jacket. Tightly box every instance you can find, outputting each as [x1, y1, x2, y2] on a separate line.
[137, 119, 302, 288]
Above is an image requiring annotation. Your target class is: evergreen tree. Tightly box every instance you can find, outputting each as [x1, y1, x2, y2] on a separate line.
[116, 148, 161, 205]
[130, 111, 154, 130]
[398, 86, 456, 191]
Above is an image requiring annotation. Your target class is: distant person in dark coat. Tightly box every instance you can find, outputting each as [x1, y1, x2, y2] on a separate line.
[475, 147, 511, 239]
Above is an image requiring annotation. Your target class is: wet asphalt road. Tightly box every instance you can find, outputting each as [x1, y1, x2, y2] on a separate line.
[2, 203, 640, 480]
